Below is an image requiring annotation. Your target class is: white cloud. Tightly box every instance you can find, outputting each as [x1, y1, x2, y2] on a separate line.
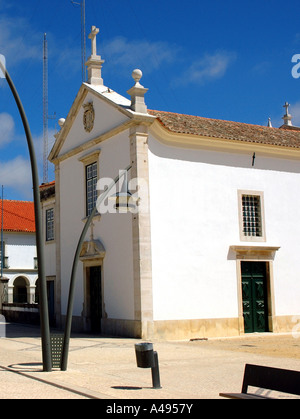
[102, 36, 177, 74]
[0, 156, 32, 199]
[288, 102, 300, 127]
[0, 113, 14, 147]
[30, 129, 56, 183]
[177, 50, 236, 86]
[0, 15, 40, 67]
[0, 123, 56, 198]
[0, 0, 10, 12]
[252, 61, 271, 75]
[0, 12, 82, 84]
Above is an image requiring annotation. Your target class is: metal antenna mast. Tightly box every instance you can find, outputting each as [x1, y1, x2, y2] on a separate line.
[71, 0, 87, 82]
[43, 33, 49, 184]
[43, 34, 56, 184]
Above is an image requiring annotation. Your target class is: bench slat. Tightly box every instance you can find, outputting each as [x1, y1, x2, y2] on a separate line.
[242, 364, 300, 396]
[220, 364, 300, 400]
[219, 392, 270, 400]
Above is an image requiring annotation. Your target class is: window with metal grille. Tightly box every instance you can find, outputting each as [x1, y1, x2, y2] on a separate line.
[46, 208, 54, 242]
[86, 162, 98, 216]
[242, 195, 262, 237]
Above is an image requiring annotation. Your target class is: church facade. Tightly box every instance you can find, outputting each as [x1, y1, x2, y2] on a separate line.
[45, 26, 300, 340]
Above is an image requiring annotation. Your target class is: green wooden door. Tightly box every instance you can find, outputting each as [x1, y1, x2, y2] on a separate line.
[241, 262, 269, 333]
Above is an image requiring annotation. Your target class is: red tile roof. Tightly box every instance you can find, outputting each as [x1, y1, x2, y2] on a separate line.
[39, 181, 55, 190]
[0, 200, 35, 233]
[148, 110, 300, 149]
[39, 181, 56, 202]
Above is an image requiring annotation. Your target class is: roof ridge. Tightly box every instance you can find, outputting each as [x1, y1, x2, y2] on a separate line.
[148, 109, 283, 130]
[148, 109, 300, 149]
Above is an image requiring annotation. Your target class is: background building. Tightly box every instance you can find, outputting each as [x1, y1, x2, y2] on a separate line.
[0, 200, 39, 324]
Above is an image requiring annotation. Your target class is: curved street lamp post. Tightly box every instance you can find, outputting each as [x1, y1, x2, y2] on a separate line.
[61, 166, 132, 371]
[0, 60, 134, 373]
[0, 60, 52, 371]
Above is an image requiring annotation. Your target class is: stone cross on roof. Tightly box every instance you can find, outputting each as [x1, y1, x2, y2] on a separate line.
[282, 102, 293, 126]
[283, 102, 291, 116]
[89, 26, 100, 57]
[86, 25, 104, 86]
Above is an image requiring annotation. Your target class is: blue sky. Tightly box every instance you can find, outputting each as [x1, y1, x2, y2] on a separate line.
[0, 0, 300, 200]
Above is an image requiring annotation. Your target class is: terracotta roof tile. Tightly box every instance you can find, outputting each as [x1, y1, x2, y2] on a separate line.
[148, 110, 300, 149]
[39, 181, 55, 190]
[40, 181, 56, 202]
[0, 200, 35, 233]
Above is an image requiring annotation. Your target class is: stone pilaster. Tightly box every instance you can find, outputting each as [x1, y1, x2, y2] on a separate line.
[130, 124, 153, 339]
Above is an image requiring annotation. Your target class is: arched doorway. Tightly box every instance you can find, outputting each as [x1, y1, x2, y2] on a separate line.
[13, 277, 29, 304]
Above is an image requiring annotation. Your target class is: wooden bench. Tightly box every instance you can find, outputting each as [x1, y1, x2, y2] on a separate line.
[220, 364, 300, 399]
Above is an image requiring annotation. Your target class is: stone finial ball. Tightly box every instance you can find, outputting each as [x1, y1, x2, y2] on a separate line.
[132, 69, 143, 83]
[58, 118, 66, 128]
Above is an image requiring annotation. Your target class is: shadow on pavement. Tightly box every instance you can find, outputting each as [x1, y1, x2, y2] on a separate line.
[8, 362, 43, 372]
[4, 322, 41, 338]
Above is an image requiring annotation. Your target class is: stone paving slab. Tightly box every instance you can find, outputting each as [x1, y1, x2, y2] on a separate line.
[1, 323, 300, 400]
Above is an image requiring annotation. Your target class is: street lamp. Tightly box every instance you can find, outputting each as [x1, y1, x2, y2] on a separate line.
[0, 60, 52, 371]
[61, 165, 133, 371]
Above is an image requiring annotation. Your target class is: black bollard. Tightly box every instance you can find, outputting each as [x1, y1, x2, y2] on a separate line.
[135, 343, 162, 389]
[151, 351, 161, 389]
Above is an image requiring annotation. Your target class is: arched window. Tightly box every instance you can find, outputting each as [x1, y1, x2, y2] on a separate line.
[13, 277, 28, 304]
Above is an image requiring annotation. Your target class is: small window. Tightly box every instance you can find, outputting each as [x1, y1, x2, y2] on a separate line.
[242, 195, 262, 237]
[238, 191, 266, 242]
[86, 162, 98, 216]
[46, 208, 54, 242]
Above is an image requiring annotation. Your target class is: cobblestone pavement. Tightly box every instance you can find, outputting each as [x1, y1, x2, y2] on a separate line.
[1, 323, 300, 400]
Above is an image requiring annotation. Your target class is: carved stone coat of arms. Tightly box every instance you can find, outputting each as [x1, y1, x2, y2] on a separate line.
[83, 102, 95, 133]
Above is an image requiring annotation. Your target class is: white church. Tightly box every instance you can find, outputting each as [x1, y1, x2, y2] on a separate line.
[42, 26, 300, 340]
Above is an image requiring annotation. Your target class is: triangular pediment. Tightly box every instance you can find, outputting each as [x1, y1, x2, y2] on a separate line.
[49, 83, 134, 162]
[80, 239, 106, 261]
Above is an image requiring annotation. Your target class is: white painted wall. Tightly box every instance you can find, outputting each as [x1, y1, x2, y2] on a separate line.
[95, 131, 134, 320]
[5, 232, 36, 272]
[3, 232, 38, 301]
[59, 130, 134, 320]
[148, 134, 300, 321]
[59, 155, 85, 316]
